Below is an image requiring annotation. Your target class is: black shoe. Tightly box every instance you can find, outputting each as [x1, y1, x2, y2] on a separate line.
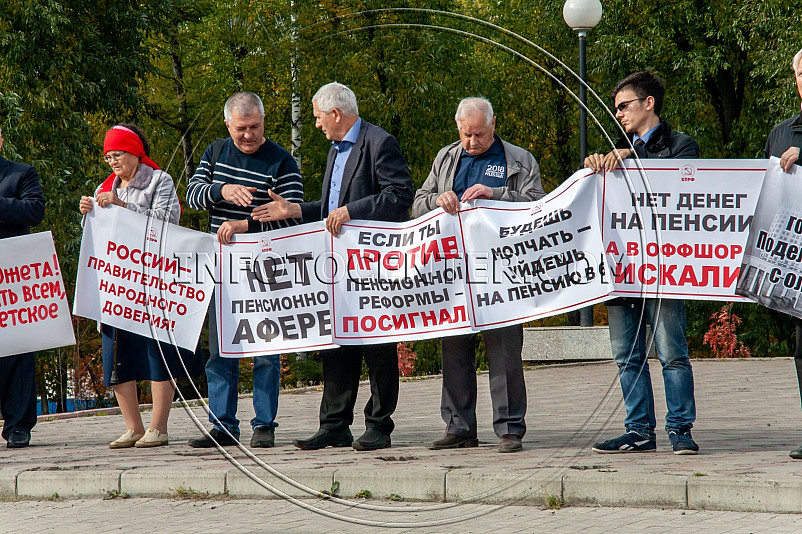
[790, 444, 802, 459]
[668, 430, 699, 455]
[187, 428, 239, 448]
[352, 428, 391, 451]
[250, 426, 275, 448]
[498, 434, 523, 453]
[7, 429, 30, 449]
[428, 433, 479, 450]
[592, 431, 656, 453]
[292, 428, 353, 450]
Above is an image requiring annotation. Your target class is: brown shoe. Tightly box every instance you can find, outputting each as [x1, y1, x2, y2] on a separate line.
[109, 429, 145, 449]
[498, 434, 522, 453]
[429, 433, 478, 450]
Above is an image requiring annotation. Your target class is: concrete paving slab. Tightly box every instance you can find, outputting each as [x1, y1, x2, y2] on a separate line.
[17, 469, 120, 498]
[334, 466, 448, 501]
[120, 467, 226, 496]
[226, 466, 336, 499]
[0, 469, 15, 497]
[688, 476, 802, 513]
[563, 469, 688, 508]
[445, 468, 563, 505]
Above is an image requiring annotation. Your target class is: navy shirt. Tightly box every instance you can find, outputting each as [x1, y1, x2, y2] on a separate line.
[452, 138, 506, 198]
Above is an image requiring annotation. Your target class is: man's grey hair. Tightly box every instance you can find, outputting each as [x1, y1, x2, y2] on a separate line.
[455, 97, 494, 127]
[312, 82, 359, 117]
[224, 92, 265, 122]
[793, 48, 802, 74]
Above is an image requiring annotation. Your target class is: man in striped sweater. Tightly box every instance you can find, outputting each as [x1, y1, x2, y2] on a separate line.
[186, 92, 303, 448]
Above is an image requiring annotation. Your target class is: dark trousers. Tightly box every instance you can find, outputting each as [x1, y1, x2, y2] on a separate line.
[0, 352, 37, 440]
[792, 317, 802, 450]
[440, 324, 527, 439]
[319, 343, 399, 436]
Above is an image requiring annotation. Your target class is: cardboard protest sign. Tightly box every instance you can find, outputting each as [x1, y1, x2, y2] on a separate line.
[73, 204, 214, 350]
[0, 231, 75, 357]
[736, 158, 802, 317]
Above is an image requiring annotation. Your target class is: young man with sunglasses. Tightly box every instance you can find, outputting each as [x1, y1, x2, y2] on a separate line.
[585, 71, 700, 455]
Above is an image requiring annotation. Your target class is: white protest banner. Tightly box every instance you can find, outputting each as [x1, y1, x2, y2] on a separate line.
[329, 211, 474, 344]
[73, 204, 214, 350]
[0, 232, 75, 357]
[736, 158, 802, 317]
[459, 171, 612, 328]
[216, 222, 338, 356]
[600, 159, 765, 300]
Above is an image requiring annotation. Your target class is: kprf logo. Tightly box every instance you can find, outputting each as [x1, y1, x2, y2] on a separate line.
[681, 164, 695, 182]
[147, 227, 159, 243]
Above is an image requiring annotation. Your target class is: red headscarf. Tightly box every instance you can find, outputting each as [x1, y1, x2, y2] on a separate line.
[97, 126, 161, 193]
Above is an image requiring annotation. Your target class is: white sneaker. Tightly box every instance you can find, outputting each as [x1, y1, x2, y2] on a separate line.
[134, 428, 169, 448]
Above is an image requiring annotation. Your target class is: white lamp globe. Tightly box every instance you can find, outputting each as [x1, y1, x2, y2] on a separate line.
[563, 0, 603, 30]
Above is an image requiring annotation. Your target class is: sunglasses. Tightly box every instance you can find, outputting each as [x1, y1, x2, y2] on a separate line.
[615, 98, 645, 112]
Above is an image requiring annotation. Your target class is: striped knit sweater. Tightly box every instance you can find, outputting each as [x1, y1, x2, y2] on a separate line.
[186, 137, 303, 233]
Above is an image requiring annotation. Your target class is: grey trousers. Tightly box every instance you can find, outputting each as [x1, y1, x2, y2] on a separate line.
[440, 324, 527, 438]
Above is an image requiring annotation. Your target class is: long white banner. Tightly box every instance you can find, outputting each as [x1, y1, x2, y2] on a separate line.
[0, 232, 75, 357]
[73, 203, 215, 351]
[60, 159, 796, 358]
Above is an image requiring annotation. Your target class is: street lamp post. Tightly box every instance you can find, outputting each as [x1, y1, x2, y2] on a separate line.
[564, 0, 603, 327]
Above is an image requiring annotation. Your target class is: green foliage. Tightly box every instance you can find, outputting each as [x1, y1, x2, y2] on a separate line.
[280, 353, 323, 389]
[410, 338, 442, 376]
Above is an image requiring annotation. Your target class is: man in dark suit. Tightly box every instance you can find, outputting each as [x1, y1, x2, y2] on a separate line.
[253, 82, 413, 451]
[764, 47, 802, 459]
[0, 127, 45, 448]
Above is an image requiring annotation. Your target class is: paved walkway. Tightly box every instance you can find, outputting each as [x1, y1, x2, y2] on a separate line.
[3, 499, 802, 533]
[2, 358, 802, 516]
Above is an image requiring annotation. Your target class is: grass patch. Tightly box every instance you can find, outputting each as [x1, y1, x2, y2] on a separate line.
[546, 494, 563, 510]
[173, 486, 211, 500]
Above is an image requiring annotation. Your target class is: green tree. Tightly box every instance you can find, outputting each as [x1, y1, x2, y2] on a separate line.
[0, 0, 151, 410]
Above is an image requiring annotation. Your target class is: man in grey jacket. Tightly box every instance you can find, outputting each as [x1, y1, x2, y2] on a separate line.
[412, 97, 545, 452]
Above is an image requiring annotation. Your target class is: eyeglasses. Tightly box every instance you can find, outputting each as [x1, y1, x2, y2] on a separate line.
[104, 151, 127, 163]
[615, 98, 645, 112]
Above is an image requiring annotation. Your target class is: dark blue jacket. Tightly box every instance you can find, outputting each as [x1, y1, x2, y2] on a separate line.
[300, 120, 413, 222]
[0, 156, 45, 239]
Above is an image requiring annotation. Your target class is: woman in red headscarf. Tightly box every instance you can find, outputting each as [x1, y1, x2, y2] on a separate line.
[80, 124, 201, 449]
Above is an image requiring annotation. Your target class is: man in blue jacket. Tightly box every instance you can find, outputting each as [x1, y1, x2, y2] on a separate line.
[0, 127, 45, 448]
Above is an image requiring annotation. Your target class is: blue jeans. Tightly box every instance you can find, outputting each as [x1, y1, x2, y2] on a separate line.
[206, 298, 280, 437]
[607, 298, 696, 438]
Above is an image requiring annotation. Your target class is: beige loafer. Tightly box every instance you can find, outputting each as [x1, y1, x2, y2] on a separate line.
[135, 428, 169, 448]
[109, 429, 144, 449]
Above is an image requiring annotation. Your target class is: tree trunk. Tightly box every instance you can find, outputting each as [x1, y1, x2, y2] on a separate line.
[169, 27, 195, 182]
[290, 0, 301, 169]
